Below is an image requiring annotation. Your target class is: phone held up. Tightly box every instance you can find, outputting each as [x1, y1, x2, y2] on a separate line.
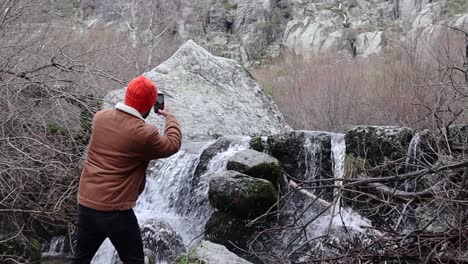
[153, 93, 165, 113]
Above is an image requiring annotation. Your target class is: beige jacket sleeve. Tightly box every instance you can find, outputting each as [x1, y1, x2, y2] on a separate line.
[142, 114, 182, 161]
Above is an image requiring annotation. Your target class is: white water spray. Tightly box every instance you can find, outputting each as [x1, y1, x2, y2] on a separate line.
[91, 137, 250, 263]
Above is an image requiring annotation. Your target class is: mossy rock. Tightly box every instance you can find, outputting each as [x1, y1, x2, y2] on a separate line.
[266, 131, 334, 201]
[204, 211, 261, 258]
[226, 149, 283, 184]
[345, 126, 413, 168]
[249, 137, 265, 152]
[208, 171, 278, 219]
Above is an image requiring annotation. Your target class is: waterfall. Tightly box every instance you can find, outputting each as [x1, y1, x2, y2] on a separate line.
[398, 133, 422, 229]
[91, 137, 250, 263]
[41, 236, 67, 257]
[303, 135, 323, 182]
[305, 133, 371, 239]
[404, 133, 421, 192]
[331, 134, 346, 182]
[405, 132, 421, 173]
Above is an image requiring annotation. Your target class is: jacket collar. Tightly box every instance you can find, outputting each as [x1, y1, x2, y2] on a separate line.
[115, 103, 145, 121]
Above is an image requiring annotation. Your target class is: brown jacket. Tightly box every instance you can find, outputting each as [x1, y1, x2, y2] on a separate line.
[78, 103, 182, 211]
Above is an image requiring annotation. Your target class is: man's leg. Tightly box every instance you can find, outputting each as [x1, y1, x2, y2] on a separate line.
[70, 205, 107, 264]
[105, 209, 144, 264]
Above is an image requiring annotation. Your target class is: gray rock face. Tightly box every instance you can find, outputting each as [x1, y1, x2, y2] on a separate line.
[174, 0, 287, 63]
[77, 0, 468, 61]
[204, 211, 261, 259]
[105, 40, 290, 141]
[209, 170, 278, 219]
[345, 126, 414, 167]
[226, 149, 283, 183]
[355, 31, 386, 57]
[140, 220, 186, 263]
[177, 240, 252, 264]
[265, 131, 333, 184]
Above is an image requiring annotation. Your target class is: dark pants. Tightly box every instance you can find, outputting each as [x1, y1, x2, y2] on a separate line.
[70, 205, 144, 264]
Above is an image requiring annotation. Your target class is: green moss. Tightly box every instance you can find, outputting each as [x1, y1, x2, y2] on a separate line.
[47, 124, 68, 136]
[249, 137, 264, 152]
[27, 239, 41, 262]
[177, 256, 188, 264]
[223, 0, 238, 10]
[344, 154, 366, 178]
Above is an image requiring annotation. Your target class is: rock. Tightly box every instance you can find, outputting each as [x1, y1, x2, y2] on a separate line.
[176, 0, 287, 63]
[283, 14, 344, 55]
[405, 13, 468, 57]
[93, 220, 185, 264]
[140, 220, 186, 263]
[208, 170, 278, 219]
[411, 2, 442, 28]
[176, 240, 252, 264]
[266, 131, 333, 200]
[105, 40, 291, 140]
[355, 31, 385, 57]
[226, 149, 283, 184]
[398, 0, 433, 19]
[249, 136, 268, 152]
[343, 126, 415, 227]
[77, 0, 468, 61]
[204, 211, 262, 260]
[194, 137, 238, 178]
[345, 126, 413, 168]
[447, 124, 468, 154]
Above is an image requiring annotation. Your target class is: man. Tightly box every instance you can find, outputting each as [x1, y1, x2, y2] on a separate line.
[71, 76, 182, 263]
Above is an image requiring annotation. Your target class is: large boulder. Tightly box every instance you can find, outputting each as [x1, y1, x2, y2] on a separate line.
[209, 170, 278, 219]
[344, 126, 418, 227]
[204, 211, 262, 260]
[140, 220, 186, 263]
[175, 240, 252, 264]
[104, 40, 291, 141]
[264, 131, 332, 181]
[345, 126, 414, 168]
[226, 149, 283, 184]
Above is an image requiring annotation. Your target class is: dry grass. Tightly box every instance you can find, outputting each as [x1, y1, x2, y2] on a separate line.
[253, 28, 468, 132]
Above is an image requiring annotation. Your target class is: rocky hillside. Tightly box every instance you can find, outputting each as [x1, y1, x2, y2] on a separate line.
[73, 0, 468, 64]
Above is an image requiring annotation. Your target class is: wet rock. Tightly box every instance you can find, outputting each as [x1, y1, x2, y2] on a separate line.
[209, 170, 278, 219]
[175, 240, 252, 264]
[267, 131, 332, 180]
[345, 126, 413, 168]
[226, 149, 283, 184]
[105, 40, 291, 140]
[194, 137, 236, 178]
[140, 220, 186, 264]
[204, 212, 261, 257]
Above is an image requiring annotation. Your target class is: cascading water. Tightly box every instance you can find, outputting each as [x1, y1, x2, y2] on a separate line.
[397, 133, 422, 229]
[91, 137, 251, 263]
[41, 236, 67, 257]
[281, 132, 371, 260]
[310, 133, 370, 237]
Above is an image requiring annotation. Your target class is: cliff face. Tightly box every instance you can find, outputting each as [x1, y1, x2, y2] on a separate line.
[182, 0, 468, 61]
[53, 0, 468, 62]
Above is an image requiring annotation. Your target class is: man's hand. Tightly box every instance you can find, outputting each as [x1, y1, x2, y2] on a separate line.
[157, 101, 173, 117]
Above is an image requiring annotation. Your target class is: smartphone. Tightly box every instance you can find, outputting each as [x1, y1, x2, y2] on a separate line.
[153, 93, 165, 113]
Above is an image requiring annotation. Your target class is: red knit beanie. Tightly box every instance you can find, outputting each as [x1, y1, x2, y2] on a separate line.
[124, 76, 157, 114]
